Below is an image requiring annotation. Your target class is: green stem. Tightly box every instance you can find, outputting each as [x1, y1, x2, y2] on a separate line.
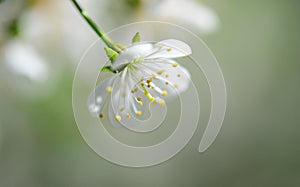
[71, 0, 125, 52]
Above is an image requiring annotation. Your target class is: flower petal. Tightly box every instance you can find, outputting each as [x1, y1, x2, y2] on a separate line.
[136, 59, 191, 98]
[108, 69, 152, 126]
[146, 39, 192, 59]
[111, 43, 155, 71]
[87, 75, 116, 117]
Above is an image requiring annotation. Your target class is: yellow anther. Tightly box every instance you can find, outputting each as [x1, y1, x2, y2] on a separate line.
[167, 48, 172, 52]
[137, 97, 142, 101]
[172, 63, 178, 67]
[122, 92, 126, 97]
[162, 90, 168, 96]
[138, 101, 143, 106]
[131, 87, 139, 93]
[141, 83, 155, 102]
[165, 74, 170, 78]
[159, 100, 165, 106]
[174, 84, 179, 88]
[126, 113, 131, 119]
[120, 107, 125, 112]
[145, 93, 154, 101]
[99, 113, 104, 119]
[140, 77, 144, 81]
[146, 79, 152, 83]
[157, 70, 165, 75]
[115, 115, 121, 122]
[177, 74, 181, 77]
[149, 96, 155, 103]
[136, 111, 142, 116]
[157, 45, 163, 49]
[165, 81, 169, 85]
[106, 86, 112, 93]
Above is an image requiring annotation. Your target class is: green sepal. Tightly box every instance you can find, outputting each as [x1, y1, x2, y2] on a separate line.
[131, 32, 140, 43]
[101, 66, 115, 73]
[104, 47, 118, 63]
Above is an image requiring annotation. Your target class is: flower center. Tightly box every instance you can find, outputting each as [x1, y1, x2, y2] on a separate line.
[115, 57, 144, 73]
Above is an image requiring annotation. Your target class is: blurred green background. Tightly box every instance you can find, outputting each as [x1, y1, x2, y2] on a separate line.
[0, 0, 300, 186]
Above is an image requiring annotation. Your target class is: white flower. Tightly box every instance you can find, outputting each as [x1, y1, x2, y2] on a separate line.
[88, 39, 192, 125]
[3, 39, 49, 82]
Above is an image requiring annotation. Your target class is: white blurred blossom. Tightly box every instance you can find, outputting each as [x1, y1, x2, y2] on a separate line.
[3, 39, 48, 82]
[145, 0, 220, 34]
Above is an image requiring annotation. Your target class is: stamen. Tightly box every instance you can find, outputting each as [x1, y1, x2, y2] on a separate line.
[141, 83, 155, 102]
[151, 82, 166, 97]
[120, 107, 125, 112]
[157, 70, 165, 75]
[174, 84, 179, 88]
[157, 45, 163, 49]
[131, 87, 138, 93]
[177, 74, 181, 77]
[129, 97, 139, 114]
[115, 115, 121, 122]
[136, 97, 143, 106]
[165, 81, 169, 85]
[99, 113, 104, 118]
[162, 90, 168, 96]
[106, 86, 112, 93]
[159, 100, 165, 106]
[167, 48, 172, 52]
[126, 113, 131, 119]
[165, 74, 169, 78]
[172, 63, 178, 68]
[146, 93, 155, 102]
[136, 111, 142, 116]
[146, 78, 152, 84]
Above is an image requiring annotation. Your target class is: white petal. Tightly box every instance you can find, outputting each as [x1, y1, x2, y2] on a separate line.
[125, 43, 155, 57]
[87, 75, 116, 117]
[146, 39, 192, 59]
[140, 59, 191, 99]
[111, 43, 155, 71]
[108, 69, 152, 127]
[109, 70, 129, 116]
